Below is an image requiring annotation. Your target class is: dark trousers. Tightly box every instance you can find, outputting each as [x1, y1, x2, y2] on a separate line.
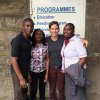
[11, 69, 29, 100]
[30, 71, 46, 100]
[49, 67, 65, 100]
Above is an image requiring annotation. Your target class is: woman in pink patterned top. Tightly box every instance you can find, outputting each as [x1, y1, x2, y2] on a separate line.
[30, 29, 49, 100]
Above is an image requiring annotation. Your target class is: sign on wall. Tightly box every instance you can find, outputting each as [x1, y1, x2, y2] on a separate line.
[30, 0, 86, 38]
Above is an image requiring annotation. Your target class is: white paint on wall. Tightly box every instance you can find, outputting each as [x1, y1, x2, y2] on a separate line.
[30, 0, 86, 38]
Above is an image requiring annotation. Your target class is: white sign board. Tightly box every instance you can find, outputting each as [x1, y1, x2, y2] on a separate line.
[30, 0, 86, 38]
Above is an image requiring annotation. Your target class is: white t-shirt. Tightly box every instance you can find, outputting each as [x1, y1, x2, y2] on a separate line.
[61, 36, 87, 70]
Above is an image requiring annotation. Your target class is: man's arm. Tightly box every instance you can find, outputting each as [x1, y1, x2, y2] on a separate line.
[11, 57, 27, 88]
[11, 38, 28, 88]
[11, 57, 24, 80]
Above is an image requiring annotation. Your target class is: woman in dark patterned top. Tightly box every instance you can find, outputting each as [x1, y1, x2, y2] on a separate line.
[30, 29, 49, 100]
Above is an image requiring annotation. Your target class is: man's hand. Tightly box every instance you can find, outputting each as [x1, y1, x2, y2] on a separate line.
[20, 79, 27, 88]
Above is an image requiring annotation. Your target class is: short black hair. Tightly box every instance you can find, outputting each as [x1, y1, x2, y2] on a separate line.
[49, 21, 59, 29]
[23, 18, 34, 25]
[65, 23, 75, 31]
[32, 29, 47, 47]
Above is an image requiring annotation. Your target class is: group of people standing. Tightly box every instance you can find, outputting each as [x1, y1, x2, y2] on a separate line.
[11, 18, 88, 100]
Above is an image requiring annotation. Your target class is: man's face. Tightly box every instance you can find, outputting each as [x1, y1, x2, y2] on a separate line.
[23, 21, 34, 36]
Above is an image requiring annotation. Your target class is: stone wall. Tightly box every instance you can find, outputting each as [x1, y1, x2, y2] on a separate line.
[86, 0, 100, 100]
[0, 0, 30, 100]
[0, 0, 100, 100]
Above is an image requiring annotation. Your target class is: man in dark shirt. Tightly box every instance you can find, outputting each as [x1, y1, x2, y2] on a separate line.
[11, 18, 34, 100]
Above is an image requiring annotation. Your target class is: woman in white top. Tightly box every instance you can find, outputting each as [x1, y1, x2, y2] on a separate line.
[61, 23, 87, 100]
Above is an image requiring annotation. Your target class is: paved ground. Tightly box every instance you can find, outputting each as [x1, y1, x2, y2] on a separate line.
[0, 97, 50, 100]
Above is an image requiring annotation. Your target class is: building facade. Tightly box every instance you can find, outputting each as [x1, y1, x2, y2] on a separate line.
[0, 0, 100, 100]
